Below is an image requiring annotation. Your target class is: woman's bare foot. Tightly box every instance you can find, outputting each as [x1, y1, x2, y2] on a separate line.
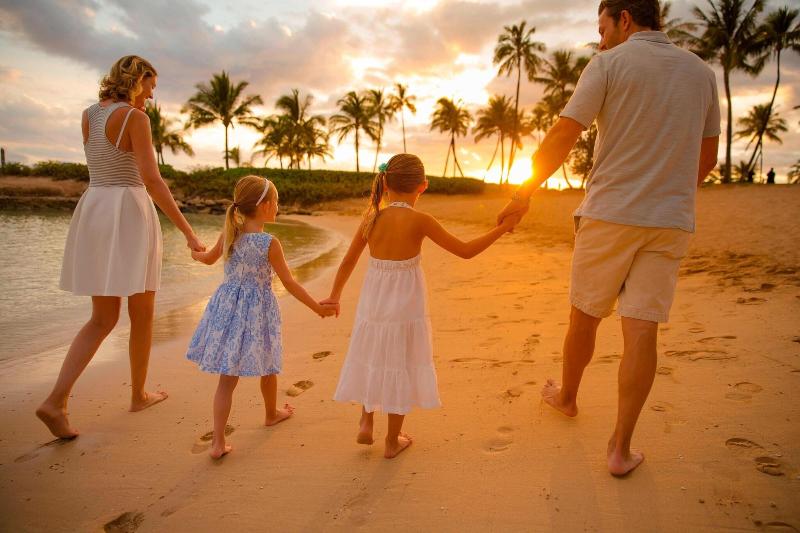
[607, 448, 645, 477]
[265, 403, 295, 426]
[541, 379, 578, 417]
[35, 403, 79, 439]
[210, 443, 233, 460]
[130, 391, 168, 412]
[384, 432, 413, 459]
[357, 413, 374, 445]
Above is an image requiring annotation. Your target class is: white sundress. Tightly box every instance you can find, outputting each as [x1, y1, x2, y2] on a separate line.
[60, 102, 162, 296]
[334, 202, 441, 415]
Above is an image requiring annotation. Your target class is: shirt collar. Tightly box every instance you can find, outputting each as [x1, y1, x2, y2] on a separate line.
[628, 31, 672, 44]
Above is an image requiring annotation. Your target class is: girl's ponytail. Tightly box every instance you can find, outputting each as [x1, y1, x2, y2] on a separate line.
[223, 202, 242, 260]
[361, 171, 385, 239]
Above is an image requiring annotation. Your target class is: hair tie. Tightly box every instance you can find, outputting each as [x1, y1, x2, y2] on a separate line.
[232, 202, 239, 208]
[378, 162, 388, 173]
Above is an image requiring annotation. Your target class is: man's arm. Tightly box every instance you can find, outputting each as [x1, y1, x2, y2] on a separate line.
[496, 117, 584, 224]
[697, 136, 719, 187]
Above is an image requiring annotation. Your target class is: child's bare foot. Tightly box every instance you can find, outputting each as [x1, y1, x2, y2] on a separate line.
[35, 403, 79, 439]
[265, 403, 295, 426]
[210, 443, 233, 460]
[130, 391, 168, 412]
[607, 448, 645, 477]
[541, 379, 578, 417]
[357, 413, 374, 445]
[384, 432, 413, 459]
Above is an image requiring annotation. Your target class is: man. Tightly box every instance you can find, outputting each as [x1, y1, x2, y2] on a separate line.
[497, 0, 720, 476]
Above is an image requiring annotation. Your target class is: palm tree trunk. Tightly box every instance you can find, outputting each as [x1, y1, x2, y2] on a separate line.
[562, 163, 574, 189]
[355, 128, 360, 173]
[224, 125, 229, 170]
[442, 142, 451, 178]
[747, 49, 782, 175]
[452, 136, 465, 178]
[508, 61, 522, 184]
[401, 110, 407, 153]
[484, 137, 500, 180]
[722, 68, 732, 183]
[500, 135, 506, 184]
[373, 128, 382, 173]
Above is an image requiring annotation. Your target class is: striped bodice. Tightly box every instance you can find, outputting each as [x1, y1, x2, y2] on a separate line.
[84, 102, 143, 187]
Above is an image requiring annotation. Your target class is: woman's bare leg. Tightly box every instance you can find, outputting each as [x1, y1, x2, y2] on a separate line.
[260, 374, 294, 426]
[128, 291, 167, 412]
[211, 375, 238, 459]
[36, 296, 121, 438]
[384, 413, 412, 459]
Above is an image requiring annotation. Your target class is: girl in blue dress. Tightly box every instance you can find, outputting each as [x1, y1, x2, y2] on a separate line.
[188, 175, 336, 459]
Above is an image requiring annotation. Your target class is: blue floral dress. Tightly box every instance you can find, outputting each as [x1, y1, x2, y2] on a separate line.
[187, 232, 282, 376]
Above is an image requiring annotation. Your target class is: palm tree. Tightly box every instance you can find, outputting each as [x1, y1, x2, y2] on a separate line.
[735, 103, 787, 180]
[534, 50, 590, 104]
[366, 89, 396, 172]
[144, 102, 194, 165]
[534, 93, 578, 188]
[183, 71, 263, 169]
[225, 146, 242, 168]
[431, 97, 472, 178]
[390, 83, 417, 153]
[329, 91, 378, 172]
[788, 160, 800, 184]
[493, 21, 546, 183]
[274, 89, 327, 168]
[570, 123, 598, 188]
[662, 1, 699, 46]
[473, 95, 514, 180]
[747, 7, 800, 174]
[252, 115, 288, 168]
[692, 0, 766, 182]
[300, 120, 332, 170]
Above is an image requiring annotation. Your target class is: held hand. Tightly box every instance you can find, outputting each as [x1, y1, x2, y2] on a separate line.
[316, 303, 338, 318]
[500, 213, 522, 233]
[186, 233, 206, 253]
[496, 199, 530, 228]
[190, 249, 206, 262]
[319, 298, 341, 318]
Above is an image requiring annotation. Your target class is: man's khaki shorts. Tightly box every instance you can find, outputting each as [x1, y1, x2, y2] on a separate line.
[570, 217, 692, 323]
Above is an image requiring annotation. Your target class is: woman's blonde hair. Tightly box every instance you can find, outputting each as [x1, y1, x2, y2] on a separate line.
[99, 55, 158, 103]
[223, 175, 277, 260]
[362, 153, 426, 239]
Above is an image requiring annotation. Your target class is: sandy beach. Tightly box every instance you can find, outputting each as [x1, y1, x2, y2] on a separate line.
[0, 186, 798, 532]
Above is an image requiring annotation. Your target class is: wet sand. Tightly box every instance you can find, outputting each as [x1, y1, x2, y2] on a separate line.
[0, 186, 798, 531]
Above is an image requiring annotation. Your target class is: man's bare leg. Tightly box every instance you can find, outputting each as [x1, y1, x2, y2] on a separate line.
[607, 316, 658, 476]
[542, 305, 602, 417]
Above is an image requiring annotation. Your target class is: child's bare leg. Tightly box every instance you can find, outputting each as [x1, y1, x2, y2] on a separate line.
[357, 406, 374, 445]
[36, 296, 121, 438]
[261, 374, 294, 426]
[211, 375, 238, 459]
[384, 413, 412, 459]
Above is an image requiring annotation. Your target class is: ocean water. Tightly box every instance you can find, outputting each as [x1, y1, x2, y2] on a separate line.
[0, 211, 342, 364]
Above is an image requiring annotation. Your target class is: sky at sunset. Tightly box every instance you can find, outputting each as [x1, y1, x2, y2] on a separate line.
[0, 0, 798, 185]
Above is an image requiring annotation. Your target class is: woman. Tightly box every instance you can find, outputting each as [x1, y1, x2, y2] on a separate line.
[36, 55, 205, 439]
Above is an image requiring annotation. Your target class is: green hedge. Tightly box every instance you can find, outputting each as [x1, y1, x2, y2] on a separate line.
[172, 167, 489, 206]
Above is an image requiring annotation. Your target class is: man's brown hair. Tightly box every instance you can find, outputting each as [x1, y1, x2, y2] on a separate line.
[598, 0, 662, 31]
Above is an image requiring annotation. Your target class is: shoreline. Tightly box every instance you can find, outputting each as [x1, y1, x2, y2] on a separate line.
[0, 189, 798, 531]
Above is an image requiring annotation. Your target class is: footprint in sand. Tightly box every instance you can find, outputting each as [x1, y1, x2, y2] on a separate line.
[312, 351, 332, 360]
[697, 335, 737, 344]
[725, 382, 763, 401]
[656, 366, 674, 376]
[744, 282, 776, 293]
[451, 357, 499, 364]
[688, 326, 706, 334]
[724, 438, 788, 477]
[484, 426, 514, 454]
[191, 425, 235, 454]
[649, 401, 673, 412]
[754, 456, 786, 477]
[665, 349, 737, 362]
[286, 380, 314, 397]
[592, 353, 622, 365]
[499, 381, 537, 401]
[104, 511, 144, 533]
[14, 437, 74, 464]
[757, 522, 800, 532]
[737, 296, 767, 305]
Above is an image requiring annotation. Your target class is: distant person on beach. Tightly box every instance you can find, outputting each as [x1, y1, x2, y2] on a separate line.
[324, 154, 518, 458]
[37, 55, 207, 439]
[497, 0, 721, 475]
[187, 175, 337, 459]
[767, 168, 776, 184]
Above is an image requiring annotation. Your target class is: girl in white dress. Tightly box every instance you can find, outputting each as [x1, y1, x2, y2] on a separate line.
[36, 56, 205, 439]
[325, 154, 518, 458]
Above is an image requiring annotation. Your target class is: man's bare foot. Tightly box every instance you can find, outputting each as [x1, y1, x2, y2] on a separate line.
[210, 443, 233, 460]
[357, 413, 374, 445]
[608, 448, 645, 477]
[35, 404, 79, 439]
[541, 379, 578, 417]
[265, 403, 295, 426]
[130, 391, 168, 412]
[384, 433, 413, 459]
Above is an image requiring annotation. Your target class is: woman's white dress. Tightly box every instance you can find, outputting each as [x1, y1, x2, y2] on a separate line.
[60, 101, 162, 296]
